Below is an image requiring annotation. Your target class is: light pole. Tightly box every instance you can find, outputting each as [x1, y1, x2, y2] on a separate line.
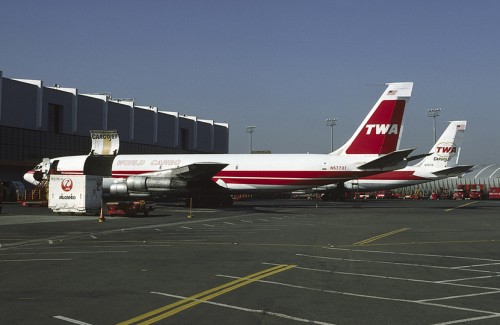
[245, 125, 256, 153]
[326, 118, 338, 152]
[427, 108, 441, 144]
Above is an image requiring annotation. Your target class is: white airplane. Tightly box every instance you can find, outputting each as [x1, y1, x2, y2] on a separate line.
[25, 82, 415, 206]
[342, 120, 473, 192]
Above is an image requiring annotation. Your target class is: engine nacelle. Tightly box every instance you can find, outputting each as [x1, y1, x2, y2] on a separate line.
[109, 182, 128, 196]
[104, 176, 188, 197]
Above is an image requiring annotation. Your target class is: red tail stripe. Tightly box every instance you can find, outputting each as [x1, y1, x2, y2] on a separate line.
[346, 100, 406, 155]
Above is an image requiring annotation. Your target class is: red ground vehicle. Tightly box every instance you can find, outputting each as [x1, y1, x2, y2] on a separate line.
[106, 200, 155, 217]
[489, 187, 500, 200]
[375, 190, 399, 199]
[452, 188, 465, 200]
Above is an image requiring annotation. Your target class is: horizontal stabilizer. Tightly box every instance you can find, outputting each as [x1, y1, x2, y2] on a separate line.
[358, 148, 415, 170]
[406, 152, 431, 162]
[432, 165, 474, 176]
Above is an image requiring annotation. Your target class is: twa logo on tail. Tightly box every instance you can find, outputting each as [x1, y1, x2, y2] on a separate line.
[365, 124, 399, 135]
[436, 142, 457, 157]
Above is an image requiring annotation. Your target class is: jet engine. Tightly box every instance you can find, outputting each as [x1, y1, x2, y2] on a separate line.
[105, 176, 189, 197]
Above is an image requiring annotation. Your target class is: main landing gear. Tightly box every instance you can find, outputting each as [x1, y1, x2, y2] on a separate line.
[189, 194, 234, 208]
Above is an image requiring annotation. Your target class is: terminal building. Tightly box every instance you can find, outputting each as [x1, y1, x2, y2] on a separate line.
[0, 70, 229, 196]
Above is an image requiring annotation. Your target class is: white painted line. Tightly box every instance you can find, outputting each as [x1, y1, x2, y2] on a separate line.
[298, 253, 500, 280]
[53, 315, 93, 325]
[437, 274, 500, 283]
[296, 253, 451, 270]
[218, 274, 500, 319]
[223, 222, 235, 225]
[180, 226, 192, 230]
[417, 301, 500, 318]
[262, 263, 500, 291]
[51, 251, 128, 254]
[1, 258, 71, 262]
[417, 290, 500, 302]
[240, 220, 253, 223]
[257, 219, 269, 222]
[151, 292, 335, 325]
[451, 262, 500, 269]
[431, 314, 500, 325]
[325, 247, 500, 263]
[90, 235, 97, 239]
[217, 274, 413, 303]
[203, 224, 215, 227]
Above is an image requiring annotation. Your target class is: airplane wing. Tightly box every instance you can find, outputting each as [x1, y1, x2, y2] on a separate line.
[357, 148, 416, 170]
[116, 162, 229, 197]
[172, 162, 228, 181]
[147, 162, 228, 181]
[431, 165, 474, 177]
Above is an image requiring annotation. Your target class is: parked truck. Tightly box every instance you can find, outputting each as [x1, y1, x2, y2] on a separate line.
[488, 187, 500, 200]
[468, 184, 485, 200]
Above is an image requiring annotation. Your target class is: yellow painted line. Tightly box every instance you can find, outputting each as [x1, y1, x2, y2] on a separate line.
[117, 264, 296, 325]
[445, 200, 478, 211]
[353, 227, 411, 246]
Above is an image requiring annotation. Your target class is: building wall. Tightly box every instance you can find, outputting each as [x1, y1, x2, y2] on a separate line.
[0, 71, 229, 182]
[157, 112, 177, 148]
[1, 79, 38, 129]
[108, 101, 132, 142]
[42, 87, 74, 134]
[178, 117, 196, 151]
[133, 107, 155, 144]
[197, 121, 212, 152]
[76, 95, 104, 136]
[214, 123, 229, 153]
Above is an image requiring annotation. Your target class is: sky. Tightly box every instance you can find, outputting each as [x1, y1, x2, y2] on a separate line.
[1, 0, 499, 165]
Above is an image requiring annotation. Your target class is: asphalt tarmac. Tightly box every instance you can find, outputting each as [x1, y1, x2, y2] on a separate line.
[1, 198, 500, 325]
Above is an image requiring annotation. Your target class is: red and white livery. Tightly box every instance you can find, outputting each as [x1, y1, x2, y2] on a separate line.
[344, 120, 473, 191]
[25, 82, 415, 206]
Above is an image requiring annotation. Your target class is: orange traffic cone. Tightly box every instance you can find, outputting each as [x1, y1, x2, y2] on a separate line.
[99, 207, 106, 223]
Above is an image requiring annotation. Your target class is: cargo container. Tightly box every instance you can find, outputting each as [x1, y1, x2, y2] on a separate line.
[48, 175, 103, 214]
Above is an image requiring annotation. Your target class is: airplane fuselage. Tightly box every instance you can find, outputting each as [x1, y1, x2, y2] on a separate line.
[344, 167, 432, 191]
[52, 153, 399, 192]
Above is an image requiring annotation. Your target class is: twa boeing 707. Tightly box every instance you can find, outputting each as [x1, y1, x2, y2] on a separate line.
[343, 120, 473, 192]
[25, 82, 415, 207]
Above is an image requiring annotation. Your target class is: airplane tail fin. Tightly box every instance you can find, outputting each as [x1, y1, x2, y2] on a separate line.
[333, 82, 413, 156]
[414, 121, 467, 169]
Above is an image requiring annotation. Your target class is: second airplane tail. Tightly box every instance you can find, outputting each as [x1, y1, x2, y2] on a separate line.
[414, 120, 467, 170]
[333, 82, 413, 156]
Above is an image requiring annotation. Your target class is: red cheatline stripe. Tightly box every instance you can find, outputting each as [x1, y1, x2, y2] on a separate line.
[217, 177, 342, 186]
[361, 170, 427, 181]
[112, 170, 355, 178]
